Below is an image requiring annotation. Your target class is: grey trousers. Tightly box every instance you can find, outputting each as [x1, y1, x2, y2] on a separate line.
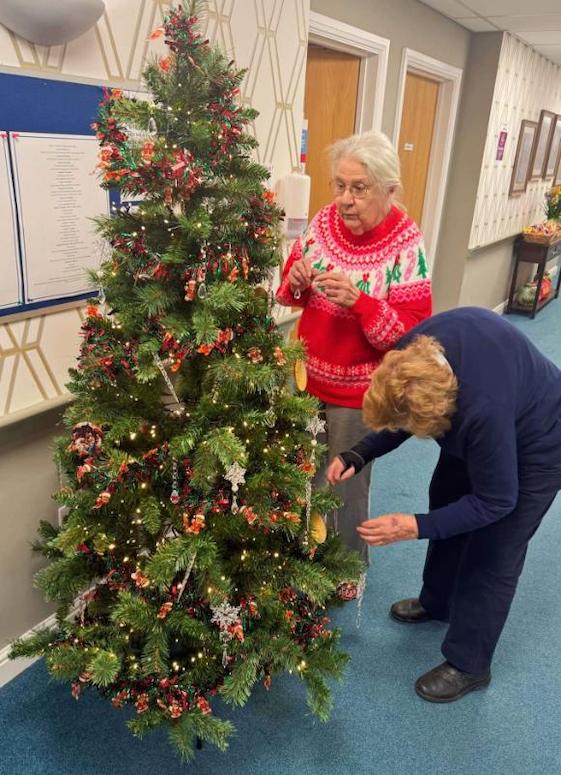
[314, 404, 373, 562]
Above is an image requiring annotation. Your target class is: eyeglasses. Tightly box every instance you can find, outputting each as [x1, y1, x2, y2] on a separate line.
[330, 180, 372, 199]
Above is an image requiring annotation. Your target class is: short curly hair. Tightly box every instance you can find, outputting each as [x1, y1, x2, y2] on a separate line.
[362, 335, 458, 438]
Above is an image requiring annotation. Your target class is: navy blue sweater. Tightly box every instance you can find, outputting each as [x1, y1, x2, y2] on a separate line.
[347, 307, 561, 540]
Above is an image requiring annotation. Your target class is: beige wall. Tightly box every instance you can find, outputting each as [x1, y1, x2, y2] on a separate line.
[0, 407, 64, 649]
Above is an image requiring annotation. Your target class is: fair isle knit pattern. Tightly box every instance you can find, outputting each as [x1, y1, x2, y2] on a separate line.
[276, 203, 432, 408]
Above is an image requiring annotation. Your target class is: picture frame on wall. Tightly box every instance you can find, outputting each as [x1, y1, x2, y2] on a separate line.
[555, 154, 561, 187]
[529, 109, 556, 180]
[544, 115, 561, 178]
[509, 119, 538, 197]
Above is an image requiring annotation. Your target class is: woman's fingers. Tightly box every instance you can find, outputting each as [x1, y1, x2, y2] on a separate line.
[326, 457, 344, 484]
[326, 458, 355, 484]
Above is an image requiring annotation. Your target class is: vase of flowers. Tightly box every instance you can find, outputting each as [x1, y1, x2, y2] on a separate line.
[545, 185, 561, 222]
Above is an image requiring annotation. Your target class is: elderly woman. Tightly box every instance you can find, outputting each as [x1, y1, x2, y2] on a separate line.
[327, 307, 561, 702]
[276, 130, 432, 563]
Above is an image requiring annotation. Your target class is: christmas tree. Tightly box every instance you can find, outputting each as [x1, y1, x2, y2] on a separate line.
[10, 3, 363, 761]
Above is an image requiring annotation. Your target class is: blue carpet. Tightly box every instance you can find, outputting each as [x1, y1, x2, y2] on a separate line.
[2, 303, 561, 775]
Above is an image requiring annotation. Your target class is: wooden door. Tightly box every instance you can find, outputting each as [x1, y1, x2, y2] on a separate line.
[304, 45, 360, 220]
[397, 72, 439, 225]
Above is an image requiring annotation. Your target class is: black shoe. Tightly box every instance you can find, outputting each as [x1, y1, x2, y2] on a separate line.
[390, 598, 432, 623]
[415, 661, 491, 703]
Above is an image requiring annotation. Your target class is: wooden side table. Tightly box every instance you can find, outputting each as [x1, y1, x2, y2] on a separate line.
[505, 235, 561, 318]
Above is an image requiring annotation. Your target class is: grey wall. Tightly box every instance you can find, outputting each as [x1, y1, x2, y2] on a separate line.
[0, 409, 62, 649]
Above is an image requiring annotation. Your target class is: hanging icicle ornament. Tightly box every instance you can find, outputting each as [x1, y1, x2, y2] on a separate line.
[154, 353, 185, 414]
[264, 267, 275, 311]
[176, 551, 197, 602]
[355, 570, 368, 628]
[224, 461, 246, 513]
[211, 601, 243, 667]
[301, 414, 327, 548]
[197, 249, 208, 298]
[148, 116, 158, 135]
[302, 479, 312, 549]
[170, 458, 180, 505]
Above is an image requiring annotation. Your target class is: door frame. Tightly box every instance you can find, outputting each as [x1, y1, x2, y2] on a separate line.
[308, 12, 390, 133]
[393, 49, 462, 266]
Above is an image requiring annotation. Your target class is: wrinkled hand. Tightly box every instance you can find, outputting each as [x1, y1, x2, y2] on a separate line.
[326, 456, 355, 485]
[356, 514, 419, 546]
[314, 271, 360, 308]
[288, 257, 317, 293]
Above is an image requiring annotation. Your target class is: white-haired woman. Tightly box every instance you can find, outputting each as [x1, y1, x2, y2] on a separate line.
[276, 129, 432, 567]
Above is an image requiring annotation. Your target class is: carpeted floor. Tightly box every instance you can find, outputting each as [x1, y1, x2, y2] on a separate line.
[2, 302, 561, 775]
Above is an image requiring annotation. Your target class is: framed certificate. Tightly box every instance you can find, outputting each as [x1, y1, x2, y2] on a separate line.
[529, 109, 556, 180]
[509, 120, 537, 196]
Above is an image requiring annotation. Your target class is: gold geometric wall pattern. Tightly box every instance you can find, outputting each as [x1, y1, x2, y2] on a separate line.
[0, 0, 310, 418]
[205, 0, 308, 171]
[0, 309, 83, 415]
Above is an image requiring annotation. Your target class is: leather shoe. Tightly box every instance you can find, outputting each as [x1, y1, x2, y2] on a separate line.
[390, 598, 431, 623]
[415, 661, 491, 703]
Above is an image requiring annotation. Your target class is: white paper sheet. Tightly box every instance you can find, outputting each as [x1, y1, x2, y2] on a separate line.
[0, 133, 22, 309]
[10, 132, 109, 303]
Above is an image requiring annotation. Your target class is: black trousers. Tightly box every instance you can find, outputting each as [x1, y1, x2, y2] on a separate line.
[418, 452, 561, 674]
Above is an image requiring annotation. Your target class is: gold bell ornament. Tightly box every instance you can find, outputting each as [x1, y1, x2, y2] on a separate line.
[309, 510, 327, 544]
[289, 318, 307, 391]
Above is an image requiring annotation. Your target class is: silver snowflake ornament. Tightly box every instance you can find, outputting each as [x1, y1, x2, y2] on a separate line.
[224, 461, 246, 492]
[211, 601, 241, 632]
[306, 415, 326, 438]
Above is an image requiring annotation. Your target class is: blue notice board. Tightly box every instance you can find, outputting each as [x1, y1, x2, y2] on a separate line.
[0, 73, 106, 317]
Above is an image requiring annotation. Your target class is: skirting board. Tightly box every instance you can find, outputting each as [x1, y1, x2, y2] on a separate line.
[494, 300, 507, 314]
[0, 612, 58, 688]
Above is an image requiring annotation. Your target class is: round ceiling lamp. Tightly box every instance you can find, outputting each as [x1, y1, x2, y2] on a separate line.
[0, 0, 105, 47]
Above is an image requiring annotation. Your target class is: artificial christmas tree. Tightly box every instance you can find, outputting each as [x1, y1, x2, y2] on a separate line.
[10, 2, 363, 761]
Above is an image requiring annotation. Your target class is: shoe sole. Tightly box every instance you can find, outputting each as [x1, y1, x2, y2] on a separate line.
[389, 610, 432, 624]
[414, 676, 491, 703]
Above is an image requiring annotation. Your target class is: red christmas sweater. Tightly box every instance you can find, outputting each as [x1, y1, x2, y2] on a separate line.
[276, 203, 432, 408]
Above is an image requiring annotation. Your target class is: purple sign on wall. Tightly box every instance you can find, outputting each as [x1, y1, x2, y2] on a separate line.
[496, 130, 508, 161]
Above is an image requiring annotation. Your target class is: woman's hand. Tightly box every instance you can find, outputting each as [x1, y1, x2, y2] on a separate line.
[356, 514, 419, 546]
[288, 257, 316, 293]
[314, 271, 360, 308]
[326, 456, 356, 485]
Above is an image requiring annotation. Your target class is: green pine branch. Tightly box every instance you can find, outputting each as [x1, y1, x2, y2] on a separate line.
[35, 557, 96, 604]
[9, 627, 61, 659]
[286, 559, 336, 606]
[219, 652, 259, 706]
[87, 648, 122, 686]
